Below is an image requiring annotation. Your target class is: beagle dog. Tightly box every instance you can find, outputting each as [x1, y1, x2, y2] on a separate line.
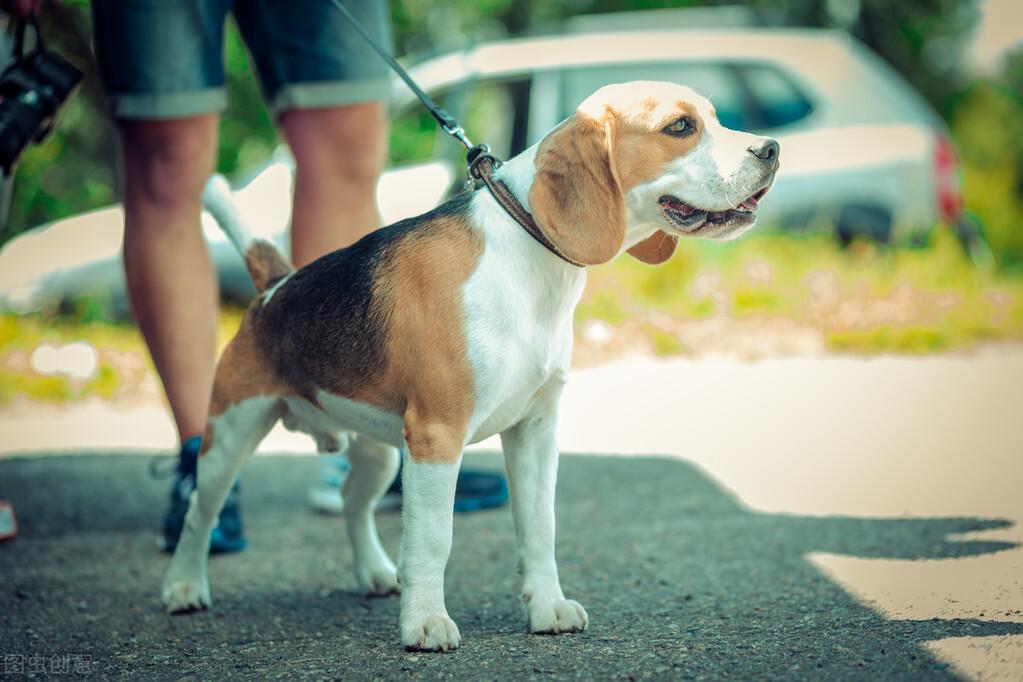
[161, 80, 779, 651]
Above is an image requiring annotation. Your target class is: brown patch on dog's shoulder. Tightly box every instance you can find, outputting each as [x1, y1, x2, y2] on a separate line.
[359, 212, 484, 463]
[201, 311, 288, 455]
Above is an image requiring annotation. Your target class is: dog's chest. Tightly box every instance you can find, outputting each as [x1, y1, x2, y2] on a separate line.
[461, 245, 585, 443]
[466, 330, 570, 444]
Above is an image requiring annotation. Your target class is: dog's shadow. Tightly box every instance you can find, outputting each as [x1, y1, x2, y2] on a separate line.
[1, 452, 1020, 678]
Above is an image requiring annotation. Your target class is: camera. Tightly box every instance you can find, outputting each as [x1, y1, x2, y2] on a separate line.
[0, 18, 82, 174]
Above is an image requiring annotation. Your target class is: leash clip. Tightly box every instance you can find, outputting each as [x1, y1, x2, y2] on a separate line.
[464, 143, 502, 191]
[443, 123, 473, 151]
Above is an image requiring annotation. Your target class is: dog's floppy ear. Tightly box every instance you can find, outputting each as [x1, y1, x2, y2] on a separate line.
[627, 231, 678, 264]
[529, 113, 625, 266]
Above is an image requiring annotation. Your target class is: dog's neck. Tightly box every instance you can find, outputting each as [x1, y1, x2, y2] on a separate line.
[468, 146, 585, 315]
[489, 143, 663, 262]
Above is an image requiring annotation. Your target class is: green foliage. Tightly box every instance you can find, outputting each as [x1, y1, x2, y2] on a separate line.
[0, 303, 249, 406]
[949, 72, 1023, 271]
[580, 230, 1023, 356]
[216, 18, 279, 179]
[645, 324, 688, 356]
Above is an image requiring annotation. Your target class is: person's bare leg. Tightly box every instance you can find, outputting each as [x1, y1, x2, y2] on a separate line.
[279, 103, 387, 266]
[120, 115, 220, 442]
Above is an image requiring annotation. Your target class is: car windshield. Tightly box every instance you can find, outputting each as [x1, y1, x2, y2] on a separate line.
[561, 60, 812, 132]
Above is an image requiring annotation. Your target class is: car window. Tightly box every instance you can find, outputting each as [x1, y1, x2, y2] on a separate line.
[560, 62, 749, 130]
[389, 78, 532, 165]
[735, 63, 814, 130]
[458, 78, 531, 160]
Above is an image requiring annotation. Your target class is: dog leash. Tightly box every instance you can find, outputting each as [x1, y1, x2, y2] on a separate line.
[328, 0, 584, 268]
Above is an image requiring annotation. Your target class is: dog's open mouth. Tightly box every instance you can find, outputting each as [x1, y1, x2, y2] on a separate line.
[659, 187, 769, 233]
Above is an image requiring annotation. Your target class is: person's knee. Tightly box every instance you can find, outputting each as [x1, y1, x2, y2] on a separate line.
[283, 104, 387, 191]
[121, 116, 219, 211]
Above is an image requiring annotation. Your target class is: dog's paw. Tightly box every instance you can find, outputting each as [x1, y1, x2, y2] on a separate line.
[356, 553, 400, 597]
[358, 566, 400, 597]
[161, 577, 211, 614]
[401, 613, 461, 652]
[528, 598, 588, 634]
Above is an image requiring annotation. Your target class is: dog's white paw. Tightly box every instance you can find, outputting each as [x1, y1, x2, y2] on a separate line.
[356, 552, 400, 597]
[358, 565, 400, 597]
[161, 577, 211, 614]
[401, 613, 461, 652]
[528, 598, 588, 634]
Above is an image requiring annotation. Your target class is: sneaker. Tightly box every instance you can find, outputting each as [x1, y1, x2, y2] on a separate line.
[384, 465, 509, 513]
[307, 454, 350, 515]
[156, 435, 248, 554]
[307, 455, 506, 514]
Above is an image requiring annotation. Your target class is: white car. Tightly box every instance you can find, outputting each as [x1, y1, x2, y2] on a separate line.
[0, 27, 961, 314]
[394, 27, 961, 243]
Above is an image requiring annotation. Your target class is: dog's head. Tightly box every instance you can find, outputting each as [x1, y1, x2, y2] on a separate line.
[529, 80, 780, 265]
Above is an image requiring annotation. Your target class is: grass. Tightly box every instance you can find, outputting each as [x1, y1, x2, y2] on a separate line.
[578, 228, 1023, 356]
[2, 229, 1022, 406]
[0, 306, 246, 406]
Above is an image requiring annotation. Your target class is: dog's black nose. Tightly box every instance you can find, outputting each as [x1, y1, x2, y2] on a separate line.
[748, 138, 780, 167]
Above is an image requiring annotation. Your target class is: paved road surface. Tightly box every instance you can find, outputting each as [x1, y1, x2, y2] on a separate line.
[1, 348, 1021, 679]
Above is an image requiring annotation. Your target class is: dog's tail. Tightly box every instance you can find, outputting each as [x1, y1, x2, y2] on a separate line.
[202, 173, 293, 294]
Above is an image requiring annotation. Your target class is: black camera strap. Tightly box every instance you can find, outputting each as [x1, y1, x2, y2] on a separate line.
[0, 14, 82, 229]
[11, 17, 44, 60]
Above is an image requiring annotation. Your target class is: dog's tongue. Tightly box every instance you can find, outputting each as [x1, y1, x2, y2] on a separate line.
[660, 196, 697, 215]
[668, 200, 695, 215]
[740, 195, 759, 210]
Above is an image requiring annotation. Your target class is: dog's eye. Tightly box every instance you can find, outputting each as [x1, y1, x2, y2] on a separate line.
[663, 117, 695, 137]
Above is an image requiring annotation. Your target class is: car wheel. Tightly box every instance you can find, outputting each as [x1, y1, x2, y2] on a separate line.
[836, 205, 893, 247]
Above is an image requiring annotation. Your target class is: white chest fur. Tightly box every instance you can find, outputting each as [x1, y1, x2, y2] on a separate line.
[461, 182, 586, 444]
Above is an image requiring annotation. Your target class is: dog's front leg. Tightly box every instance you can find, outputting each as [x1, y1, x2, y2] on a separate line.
[397, 433, 462, 652]
[501, 391, 588, 635]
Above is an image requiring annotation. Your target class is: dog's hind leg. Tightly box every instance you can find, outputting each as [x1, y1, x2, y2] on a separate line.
[343, 433, 400, 596]
[162, 396, 280, 613]
[162, 319, 285, 613]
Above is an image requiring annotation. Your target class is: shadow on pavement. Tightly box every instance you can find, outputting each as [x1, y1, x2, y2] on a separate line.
[0, 452, 1020, 680]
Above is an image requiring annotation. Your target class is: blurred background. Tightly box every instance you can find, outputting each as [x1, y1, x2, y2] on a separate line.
[0, 0, 1021, 408]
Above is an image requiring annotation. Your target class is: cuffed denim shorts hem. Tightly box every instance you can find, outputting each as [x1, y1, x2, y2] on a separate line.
[108, 88, 229, 121]
[268, 79, 392, 116]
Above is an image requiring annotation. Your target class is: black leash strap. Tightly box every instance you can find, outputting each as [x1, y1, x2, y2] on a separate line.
[329, 1, 582, 268]
[326, 0, 473, 150]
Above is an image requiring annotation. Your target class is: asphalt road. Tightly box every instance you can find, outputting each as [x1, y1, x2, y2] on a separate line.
[2, 452, 1020, 681]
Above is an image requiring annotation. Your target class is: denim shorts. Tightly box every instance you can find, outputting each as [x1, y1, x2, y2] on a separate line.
[91, 0, 393, 119]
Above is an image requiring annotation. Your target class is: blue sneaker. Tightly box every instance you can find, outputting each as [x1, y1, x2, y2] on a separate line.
[309, 456, 508, 514]
[307, 454, 351, 515]
[308, 454, 403, 514]
[452, 469, 509, 513]
[158, 435, 247, 554]
[385, 465, 509, 513]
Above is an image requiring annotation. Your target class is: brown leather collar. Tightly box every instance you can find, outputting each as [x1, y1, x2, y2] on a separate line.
[468, 151, 584, 268]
